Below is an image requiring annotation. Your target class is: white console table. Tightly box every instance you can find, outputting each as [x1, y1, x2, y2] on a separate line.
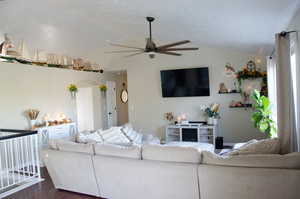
[37, 123, 77, 166]
[165, 124, 218, 146]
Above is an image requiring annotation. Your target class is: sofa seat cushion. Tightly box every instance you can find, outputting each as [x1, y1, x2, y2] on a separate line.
[202, 151, 300, 169]
[166, 142, 214, 152]
[94, 143, 142, 159]
[51, 139, 94, 155]
[142, 144, 202, 164]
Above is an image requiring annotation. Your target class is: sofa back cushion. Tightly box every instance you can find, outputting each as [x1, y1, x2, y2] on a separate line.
[76, 131, 103, 144]
[227, 138, 280, 156]
[202, 151, 300, 169]
[121, 123, 143, 144]
[94, 143, 142, 159]
[98, 127, 131, 145]
[142, 144, 201, 164]
[51, 139, 94, 155]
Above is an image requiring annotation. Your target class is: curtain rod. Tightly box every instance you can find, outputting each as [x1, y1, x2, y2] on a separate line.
[269, 30, 299, 58]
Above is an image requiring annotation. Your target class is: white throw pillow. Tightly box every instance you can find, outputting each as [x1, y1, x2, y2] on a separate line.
[121, 123, 143, 144]
[98, 127, 131, 145]
[228, 138, 280, 156]
[76, 131, 103, 144]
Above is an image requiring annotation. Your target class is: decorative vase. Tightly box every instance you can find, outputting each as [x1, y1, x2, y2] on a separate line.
[30, 120, 37, 129]
[207, 117, 214, 125]
[70, 91, 76, 98]
[213, 118, 219, 125]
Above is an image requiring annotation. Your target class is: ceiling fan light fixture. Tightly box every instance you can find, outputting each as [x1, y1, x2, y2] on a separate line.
[148, 52, 155, 59]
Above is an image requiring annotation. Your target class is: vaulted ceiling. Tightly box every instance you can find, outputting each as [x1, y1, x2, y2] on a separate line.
[0, 0, 299, 66]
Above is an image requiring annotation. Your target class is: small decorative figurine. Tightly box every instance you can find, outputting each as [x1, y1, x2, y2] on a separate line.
[219, 83, 228, 93]
[0, 34, 14, 56]
[246, 60, 256, 72]
[225, 63, 236, 77]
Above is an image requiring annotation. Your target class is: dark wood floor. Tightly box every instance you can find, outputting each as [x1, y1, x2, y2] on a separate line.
[4, 168, 105, 199]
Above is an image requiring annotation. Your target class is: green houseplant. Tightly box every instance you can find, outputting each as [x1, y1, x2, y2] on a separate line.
[251, 90, 277, 138]
[68, 84, 78, 98]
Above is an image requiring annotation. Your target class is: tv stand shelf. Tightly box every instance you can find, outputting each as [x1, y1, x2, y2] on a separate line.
[165, 124, 218, 146]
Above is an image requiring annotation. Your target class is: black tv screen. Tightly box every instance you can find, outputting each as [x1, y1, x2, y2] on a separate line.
[160, 67, 210, 97]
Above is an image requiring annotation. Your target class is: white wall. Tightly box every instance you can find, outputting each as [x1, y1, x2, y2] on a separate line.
[289, 8, 300, 42]
[123, 47, 266, 143]
[0, 62, 115, 130]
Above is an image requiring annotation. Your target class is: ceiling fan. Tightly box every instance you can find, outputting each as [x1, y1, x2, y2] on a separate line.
[106, 17, 199, 58]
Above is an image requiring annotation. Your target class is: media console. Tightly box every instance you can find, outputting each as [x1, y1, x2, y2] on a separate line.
[165, 123, 218, 146]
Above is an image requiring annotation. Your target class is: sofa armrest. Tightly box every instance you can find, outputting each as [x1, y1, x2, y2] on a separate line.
[198, 165, 300, 199]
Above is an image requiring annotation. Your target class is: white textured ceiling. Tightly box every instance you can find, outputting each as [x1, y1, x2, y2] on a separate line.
[0, 0, 299, 65]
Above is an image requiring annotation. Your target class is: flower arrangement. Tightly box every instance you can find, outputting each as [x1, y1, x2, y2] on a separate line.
[202, 103, 220, 119]
[99, 84, 107, 92]
[68, 84, 78, 92]
[164, 112, 174, 122]
[236, 68, 266, 81]
[235, 67, 267, 92]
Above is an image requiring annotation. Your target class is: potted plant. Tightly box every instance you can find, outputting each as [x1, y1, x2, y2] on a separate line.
[251, 90, 277, 138]
[68, 84, 78, 98]
[99, 84, 107, 92]
[203, 103, 220, 125]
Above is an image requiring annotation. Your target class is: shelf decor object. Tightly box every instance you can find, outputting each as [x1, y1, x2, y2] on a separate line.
[229, 103, 252, 108]
[0, 34, 103, 73]
[218, 90, 241, 94]
[236, 60, 267, 92]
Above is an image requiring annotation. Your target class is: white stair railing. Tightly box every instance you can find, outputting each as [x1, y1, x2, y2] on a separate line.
[0, 129, 42, 198]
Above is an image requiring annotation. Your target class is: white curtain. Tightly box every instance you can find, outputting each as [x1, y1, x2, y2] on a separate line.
[290, 32, 300, 152]
[272, 32, 300, 153]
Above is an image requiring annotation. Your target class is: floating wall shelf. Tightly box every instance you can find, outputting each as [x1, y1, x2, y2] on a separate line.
[229, 104, 252, 108]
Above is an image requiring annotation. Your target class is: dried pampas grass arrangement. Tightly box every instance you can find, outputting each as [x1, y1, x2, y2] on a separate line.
[27, 109, 40, 120]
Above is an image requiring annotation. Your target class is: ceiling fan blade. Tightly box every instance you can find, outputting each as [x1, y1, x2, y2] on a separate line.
[108, 42, 144, 50]
[156, 51, 182, 56]
[124, 52, 145, 58]
[162, 47, 199, 51]
[157, 40, 191, 50]
[104, 50, 144, 54]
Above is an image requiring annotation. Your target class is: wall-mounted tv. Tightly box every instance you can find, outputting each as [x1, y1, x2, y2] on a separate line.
[160, 67, 210, 97]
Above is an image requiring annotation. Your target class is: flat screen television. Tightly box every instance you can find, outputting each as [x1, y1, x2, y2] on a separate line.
[160, 67, 210, 97]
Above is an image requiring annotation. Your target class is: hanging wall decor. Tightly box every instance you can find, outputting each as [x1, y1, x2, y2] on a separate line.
[120, 83, 128, 103]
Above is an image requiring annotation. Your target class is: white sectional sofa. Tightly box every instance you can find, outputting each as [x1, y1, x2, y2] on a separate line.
[42, 140, 300, 199]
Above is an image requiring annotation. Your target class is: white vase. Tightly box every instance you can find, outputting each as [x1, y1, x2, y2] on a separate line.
[30, 120, 37, 129]
[207, 117, 214, 125]
[70, 91, 76, 98]
[213, 118, 219, 125]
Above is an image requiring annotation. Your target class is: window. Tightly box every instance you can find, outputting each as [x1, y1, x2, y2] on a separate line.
[291, 52, 297, 109]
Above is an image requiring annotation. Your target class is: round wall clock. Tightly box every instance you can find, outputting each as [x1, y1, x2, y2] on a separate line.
[121, 89, 128, 103]
[246, 60, 256, 72]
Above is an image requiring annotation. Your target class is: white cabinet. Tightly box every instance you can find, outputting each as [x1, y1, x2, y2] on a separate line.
[37, 123, 76, 166]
